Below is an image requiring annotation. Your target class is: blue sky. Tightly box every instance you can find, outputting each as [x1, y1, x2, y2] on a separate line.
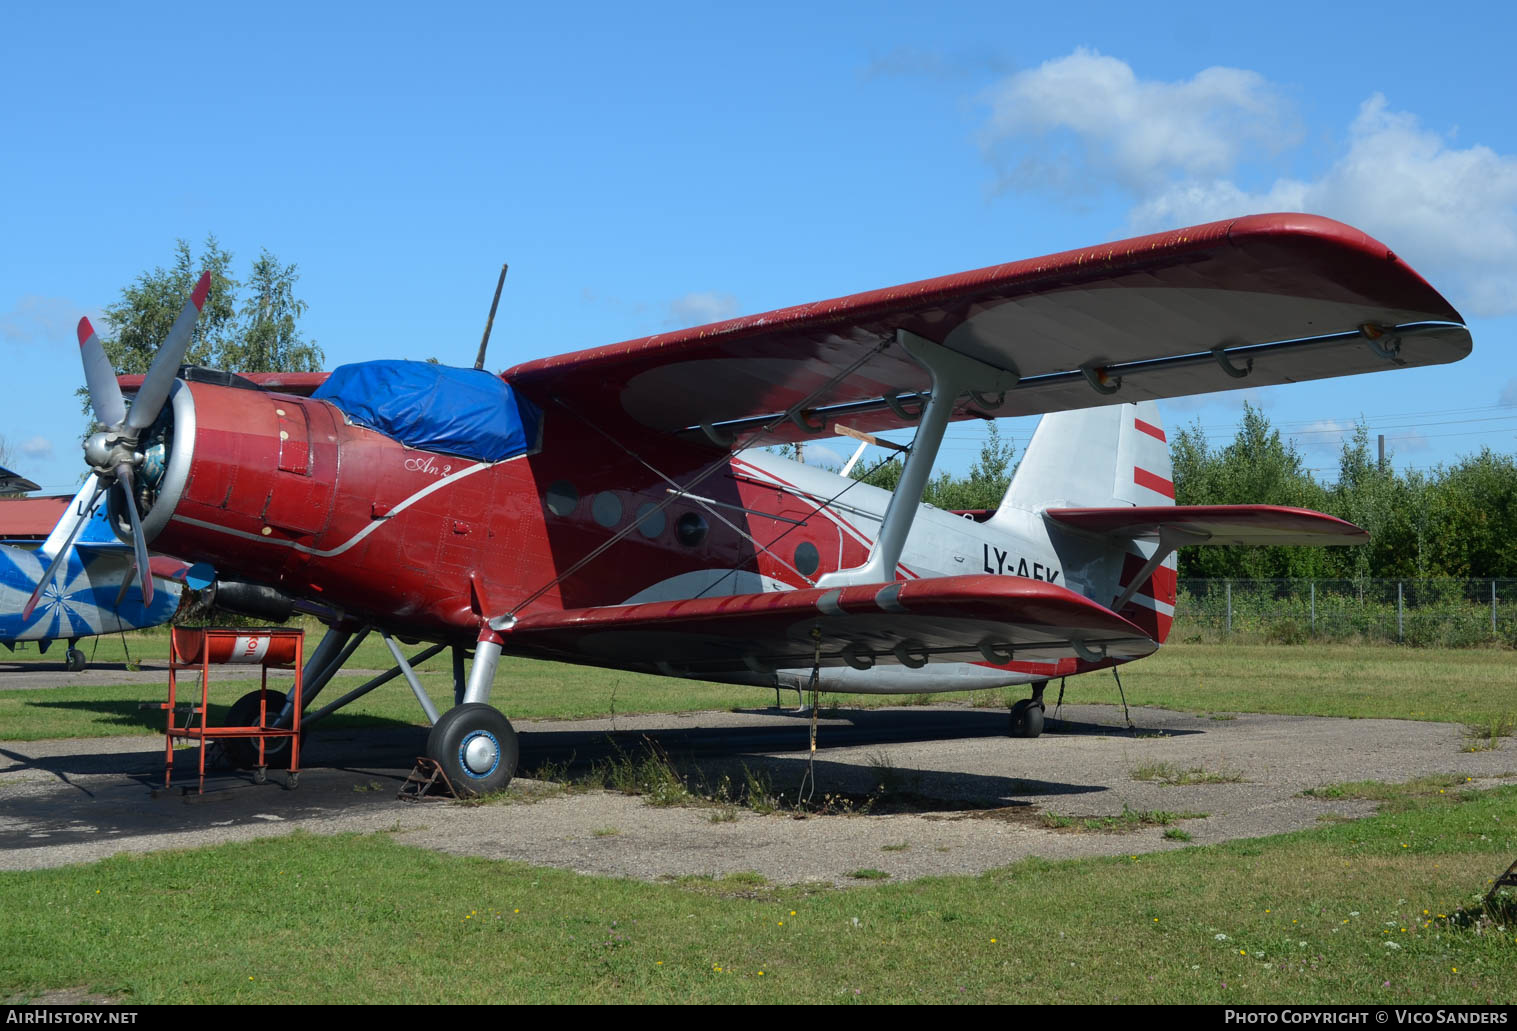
[4, 1, 1514, 491]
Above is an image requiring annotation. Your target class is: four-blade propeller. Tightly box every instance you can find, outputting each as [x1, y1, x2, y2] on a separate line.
[21, 272, 211, 621]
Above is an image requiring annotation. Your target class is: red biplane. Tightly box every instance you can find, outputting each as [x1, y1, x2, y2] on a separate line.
[38, 213, 1470, 793]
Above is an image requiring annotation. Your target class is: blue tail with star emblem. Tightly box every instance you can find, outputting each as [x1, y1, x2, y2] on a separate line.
[0, 480, 207, 661]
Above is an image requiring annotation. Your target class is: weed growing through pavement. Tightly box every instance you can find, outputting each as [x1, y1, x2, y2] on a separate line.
[1462, 713, 1515, 752]
[1131, 762, 1244, 785]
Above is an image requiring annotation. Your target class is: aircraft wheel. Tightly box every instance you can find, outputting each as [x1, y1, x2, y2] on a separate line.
[221, 690, 294, 770]
[1009, 698, 1044, 739]
[65, 648, 86, 673]
[427, 703, 519, 797]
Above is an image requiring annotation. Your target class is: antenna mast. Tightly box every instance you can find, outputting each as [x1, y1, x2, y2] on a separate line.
[474, 263, 509, 371]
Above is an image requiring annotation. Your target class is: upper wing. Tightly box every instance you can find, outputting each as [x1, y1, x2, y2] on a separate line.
[1045, 505, 1369, 546]
[505, 573, 1157, 676]
[504, 213, 1469, 448]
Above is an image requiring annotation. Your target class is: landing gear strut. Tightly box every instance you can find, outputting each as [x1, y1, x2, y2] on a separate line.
[1009, 680, 1047, 738]
[426, 703, 519, 796]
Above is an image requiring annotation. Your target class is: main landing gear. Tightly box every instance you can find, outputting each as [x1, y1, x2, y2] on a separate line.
[65, 642, 86, 673]
[225, 622, 524, 797]
[1009, 680, 1048, 738]
[427, 703, 520, 796]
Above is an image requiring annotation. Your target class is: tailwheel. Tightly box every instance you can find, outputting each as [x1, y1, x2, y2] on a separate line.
[1009, 698, 1044, 738]
[220, 689, 295, 770]
[1009, 680, 1048, 738]
[426, 703, 519, 797]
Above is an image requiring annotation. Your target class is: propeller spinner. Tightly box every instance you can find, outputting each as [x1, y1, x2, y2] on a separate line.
[22, 272, 211, 620]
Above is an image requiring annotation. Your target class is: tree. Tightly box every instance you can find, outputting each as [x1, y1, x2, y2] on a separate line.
[850, 422, 1017, 511]
[222, 250, 323, 373]
[82, 237, 323, 416]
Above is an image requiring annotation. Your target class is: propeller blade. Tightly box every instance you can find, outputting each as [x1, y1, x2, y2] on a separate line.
[79, 317, 127, 429]
[20, 480, 106, 620]
[126, 270, 211, 431]
[113, 555, 138, 610]
[114, 469, 154, 608]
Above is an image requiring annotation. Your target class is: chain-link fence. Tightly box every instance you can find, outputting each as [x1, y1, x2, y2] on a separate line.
[1174, 579, 1517, 647]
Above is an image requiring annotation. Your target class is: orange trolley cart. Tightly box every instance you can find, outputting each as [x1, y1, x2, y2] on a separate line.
[162, 627, 305, 794]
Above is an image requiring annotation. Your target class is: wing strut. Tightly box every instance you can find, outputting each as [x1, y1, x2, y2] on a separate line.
[815, 330, 1018, 587]
[1108, 525, 1210, 612]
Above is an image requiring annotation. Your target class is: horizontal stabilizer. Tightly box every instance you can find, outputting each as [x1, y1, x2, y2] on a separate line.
[507, 574, 1157, 677]
[1045, 505, 1368, 546]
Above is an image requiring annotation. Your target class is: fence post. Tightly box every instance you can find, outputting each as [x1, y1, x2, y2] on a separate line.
[1310, 581, 1316, 634]
[1397, 582, 1404, 643]
[1226, 580, 1232, 635]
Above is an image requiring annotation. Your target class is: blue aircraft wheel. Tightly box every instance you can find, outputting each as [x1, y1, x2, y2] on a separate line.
[1009, 698, 1044, 738]
[427, 703, 519, 797]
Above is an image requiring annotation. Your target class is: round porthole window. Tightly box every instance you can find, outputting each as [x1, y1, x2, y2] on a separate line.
[592, 491, 623, 528]
[675, 512, 708, 547]
[635, 502, 665, 539]
[794, 541, 820, 578]
[545, 481, 578, 517]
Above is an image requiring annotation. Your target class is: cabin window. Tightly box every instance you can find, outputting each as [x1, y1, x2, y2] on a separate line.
[675, 512, 708, 547]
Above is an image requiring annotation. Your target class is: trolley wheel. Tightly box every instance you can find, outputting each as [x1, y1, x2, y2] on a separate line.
[426, 703, 519, 797]
[1009, 698, 1045, 739]
[220, 690, 295, 770]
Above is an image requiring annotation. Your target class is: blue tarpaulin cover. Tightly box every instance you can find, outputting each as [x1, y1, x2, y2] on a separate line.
[312, 361, 540, 462]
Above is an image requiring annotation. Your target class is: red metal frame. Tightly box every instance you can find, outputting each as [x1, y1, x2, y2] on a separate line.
[161, 627, 305, 794]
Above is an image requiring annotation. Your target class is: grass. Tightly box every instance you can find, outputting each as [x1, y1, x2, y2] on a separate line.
[2, 784, 1514, 1004]
[1039, 806, 1206, 832]
[1114, 644, 1517, 726]
[1132, 762, 1245, 785]
[1463, 714, 1516, 753]
[6, 639, 1516, 744]
[1301, 774, 1479, 812]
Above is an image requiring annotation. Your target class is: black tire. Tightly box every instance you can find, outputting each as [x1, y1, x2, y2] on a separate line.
[65, 648, 86, 673]
[426, 703, 519, 797]
[1009, 698, 1045, 739]
[220, 690, 295, 770]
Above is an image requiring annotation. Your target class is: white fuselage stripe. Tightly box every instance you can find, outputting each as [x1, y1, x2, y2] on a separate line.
[170, 459, 494, 558]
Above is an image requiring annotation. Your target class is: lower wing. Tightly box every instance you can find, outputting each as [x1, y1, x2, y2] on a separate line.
[506, 574, 1157, 677]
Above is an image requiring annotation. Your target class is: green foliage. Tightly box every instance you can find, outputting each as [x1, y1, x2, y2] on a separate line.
[1172, 407, 1517, 580]
[83, 236, 324, 417]
[850, 423, 1016, 512]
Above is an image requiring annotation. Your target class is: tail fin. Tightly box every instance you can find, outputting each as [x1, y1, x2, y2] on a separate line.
[990, 401, 1177, 644]
[994, 401, 1173, 517]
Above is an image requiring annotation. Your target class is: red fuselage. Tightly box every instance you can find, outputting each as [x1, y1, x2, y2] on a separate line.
[143, 379, 867, 643]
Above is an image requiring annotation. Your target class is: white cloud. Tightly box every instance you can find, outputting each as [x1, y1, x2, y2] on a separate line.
[19, 436, 53, 460]
[1386, 430, 1431, 453]
[0, 295, 87, 346]
[1130, 94, 1517, 316]
[980, 49, 1296, 195]
[1297, 419, 1352, 442]
[979, 52, 1517, 317]
[666, 291, 739, 329]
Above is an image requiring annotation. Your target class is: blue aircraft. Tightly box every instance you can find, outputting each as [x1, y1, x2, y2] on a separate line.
[0, 473, 213, 671]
